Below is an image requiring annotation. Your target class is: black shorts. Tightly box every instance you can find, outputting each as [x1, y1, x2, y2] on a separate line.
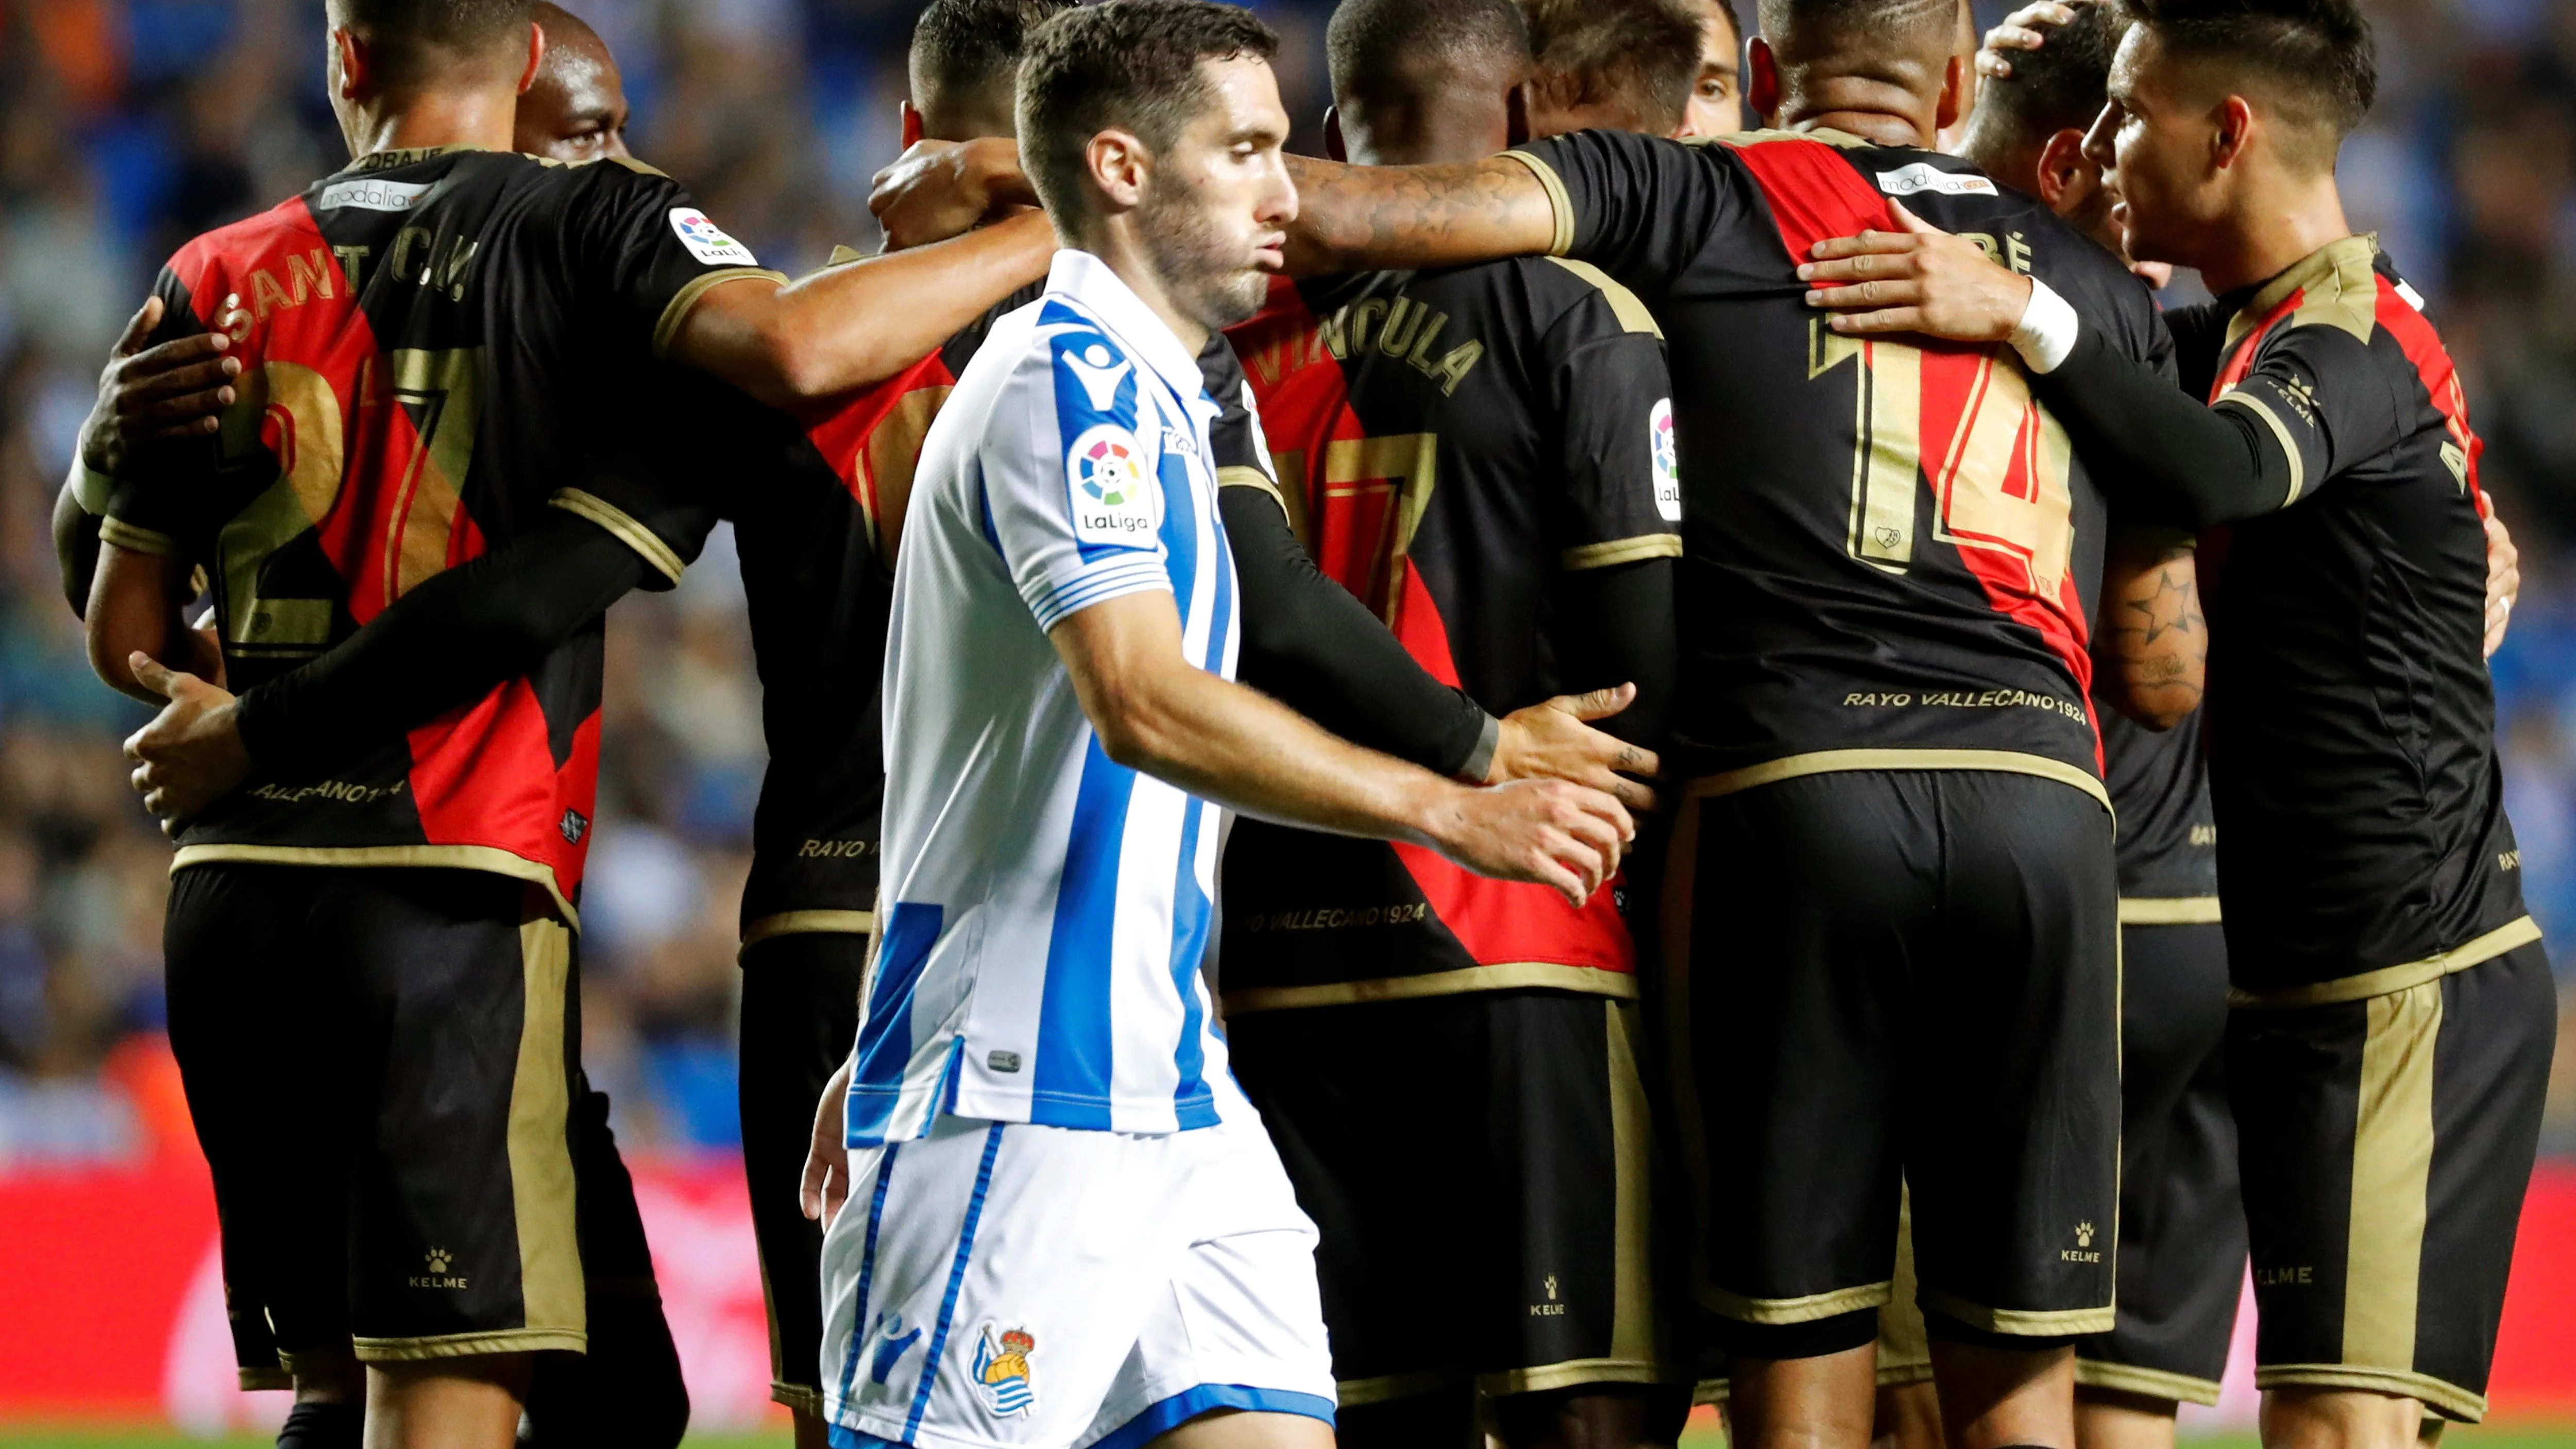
[2076, 916, 2244, 1405]
[1227, 988, 1666, 1403]
[2227, 941, 2556, 1422]
[1667, 767, 2120, 1346]
[737, 929, 868, 1414]
[166, 863, 585, 1362]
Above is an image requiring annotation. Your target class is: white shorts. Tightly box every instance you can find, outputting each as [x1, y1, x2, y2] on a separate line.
[818, 1109, 1336, 1449]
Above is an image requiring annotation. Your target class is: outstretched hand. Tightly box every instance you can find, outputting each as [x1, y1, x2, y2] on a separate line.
[1799, 202, 2036, 343]
[869, 137, 1040, 252]
[122, 653, 251, 833]
[1490, 683, 1659, 811]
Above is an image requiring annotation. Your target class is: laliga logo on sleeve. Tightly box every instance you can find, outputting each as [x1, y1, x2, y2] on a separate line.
[1067, 424, 1157, 546]
[667, 208, 758, 266]
[973, 1324, 1038, 1417]
[1650, 398, 1682, 522]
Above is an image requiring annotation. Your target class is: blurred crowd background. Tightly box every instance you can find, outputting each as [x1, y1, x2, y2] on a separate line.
[0, 0, 2571, 1166]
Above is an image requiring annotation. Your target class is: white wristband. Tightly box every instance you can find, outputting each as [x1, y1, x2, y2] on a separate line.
[2009, 278, 2081, 374]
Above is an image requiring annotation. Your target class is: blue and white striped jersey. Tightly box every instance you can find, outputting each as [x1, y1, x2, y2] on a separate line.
[847, 249, 1245, 1148]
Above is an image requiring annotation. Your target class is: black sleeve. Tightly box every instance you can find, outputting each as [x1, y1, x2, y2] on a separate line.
[232, 509, 650, 780]
[1219, 485, 1496, 778]
[1555, 558, 1676, 752]
[554, 161, 787, 361]
[1511, 130, 1741, 300]
[2036, 326, 2319, 529]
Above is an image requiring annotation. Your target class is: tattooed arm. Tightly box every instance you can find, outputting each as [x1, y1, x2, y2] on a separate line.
[2093, 528, 2206, 730]
[1281, 154, 1559, 276]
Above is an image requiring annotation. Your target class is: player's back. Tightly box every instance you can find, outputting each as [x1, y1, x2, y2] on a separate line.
[855, 251, 1240, 1148]
[1511, 128, 2174, 794]
[1215, 260, 1674, 1004]
[2168, 241, 2527, 991]
[103, 146, 781, 908]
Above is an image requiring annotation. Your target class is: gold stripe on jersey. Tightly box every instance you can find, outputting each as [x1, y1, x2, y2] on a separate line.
[551, 487, 687, 584]
[652, 267, 791, 357]
[2120, 895, 2224, 925]
[2214, 389, 2306, 505]
[2225, 915, 2540, 1008]
[1336, 1370, 1463, 1407]
[1499, 149, 1576, 258]
[1544, 258, 1664, 338]
[507, 911, 585, 1346]
[2075, 1360, 2224, 1407]
[168, 843, 579, 930]
[2227, 234, 2381, 352]
[1687, 748, 2113, 816]
[741, 909, 878, 948]
[99, 516, 178, 557]
[1562, 534, 1683, 570]
[1218, 961, 1640, 1014]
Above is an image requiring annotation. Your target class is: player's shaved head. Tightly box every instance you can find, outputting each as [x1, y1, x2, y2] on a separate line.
[1019, 0, 1281, 221]
[1758, 0, 1961, 94]
[911, 0, 1080, 143]
[1521, 0, 1705, 135]
[517, 2, 629, 160]
[2117, 0, 2373, 172]
[328, 0, 534, 89]
[1326, 0, 1531, 164]
[1967, 0, 2120, 156]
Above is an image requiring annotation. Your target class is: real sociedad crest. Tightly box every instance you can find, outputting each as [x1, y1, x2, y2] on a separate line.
[973, 1324, 1037, 1417]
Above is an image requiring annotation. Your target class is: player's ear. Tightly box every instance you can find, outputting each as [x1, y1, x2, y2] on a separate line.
[2035, 127, 2090, 208]
[517, 20, 546, 97]
[1324, 106, 1347, 163]
[901, 99, 925, 150]
[2212, 93, 2253, 171]
[1506, 81, 1532, 147]
[331, 26, 369, 103]
[1745, 37, 1782, 125]
[1085, 128, 1149, 210]
[1935, 50, 1968, 131]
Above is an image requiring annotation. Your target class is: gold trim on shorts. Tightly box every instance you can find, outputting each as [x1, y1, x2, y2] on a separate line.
[239, 1367, 294, 1392]
[1480, 1357, 1669, 1397]
[170, 843, 579, 930]
[1918, 1288, 2115, 1337]
[2226, 916, 2540, 1008]
[1704, 1281, 1894, 1325]
[2253, 1365, 2487, 1423]
[2120, 896, 2223, 925]
[742, 909, 878, 949]
[352, 1327, 588, 1361]
[773, 1382, 826, 1416]
[1219, 961, 1639, 1014]
[1334, 1369, 1464, 1407]
[1687, 748, 2113, 816]
[2075, 1359, 2225, 1407]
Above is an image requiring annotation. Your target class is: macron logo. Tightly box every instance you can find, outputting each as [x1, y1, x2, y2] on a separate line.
[1062, 342, 1132, 412]
[318, 178, 431, 212]
[1876, 163, 1997, 198]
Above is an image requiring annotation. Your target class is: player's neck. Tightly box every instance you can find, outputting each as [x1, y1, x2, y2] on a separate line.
[2199, 171, 2352, 295]
[338, 88, 522, 162]
[1077, 223, 1212, 356]
[1774, 106, 1933, 149]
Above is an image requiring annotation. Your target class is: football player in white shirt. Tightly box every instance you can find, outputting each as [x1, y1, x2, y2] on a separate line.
[800, 4, 1639, 1447]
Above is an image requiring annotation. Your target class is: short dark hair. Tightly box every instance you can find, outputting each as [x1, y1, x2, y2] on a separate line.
[2120, 0, 2374, 152]
[334, 0, 533, 86]
[912, 0, 1080, 132]
[1018, 0, 1281, 219]
[1756, 0, 1959, 84]
[1976, 0, 2120, 144]
[1328, 0, 1532, 111]
[1521, 0, 1704, 134]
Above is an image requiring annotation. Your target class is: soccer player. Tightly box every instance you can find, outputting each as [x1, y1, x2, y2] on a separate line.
[798, 3, 1632, 1444]
[1217, 1, 1682, 1444]
[77, 2, 1060, 1444]
[1520, 0, 1708, 137]
[1676, 0, 1749, 138]
[1803, 0, 2556, 1440]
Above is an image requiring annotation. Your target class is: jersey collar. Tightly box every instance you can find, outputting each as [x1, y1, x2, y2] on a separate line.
[345, 143, 487, 173]
[1043, 248, 1218, 413]
[2222, 233, 2381, 352]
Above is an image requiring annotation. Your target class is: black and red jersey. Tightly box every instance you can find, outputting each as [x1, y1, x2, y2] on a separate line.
[100, 146, 777, 914]
[1214, 261, 1677, 1009]
[2169, 237, 2531, 996]
[1510, 128, 2174, 806]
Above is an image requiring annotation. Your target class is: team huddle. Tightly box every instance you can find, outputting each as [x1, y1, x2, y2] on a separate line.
[53, 0, 2550, 1447]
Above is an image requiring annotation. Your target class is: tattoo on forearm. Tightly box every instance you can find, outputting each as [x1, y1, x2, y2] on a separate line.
[1283, 155, 1543, 272]
[2102, 549, 2207, 711]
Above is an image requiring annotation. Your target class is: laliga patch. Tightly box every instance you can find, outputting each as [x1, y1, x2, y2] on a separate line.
[973, 1324, 1038, 1417]
[668, 208, 757, 266]
[1066, 423, 1158, 547]
[1649, 397, 1682, 522]
[1875, 163, 1997, 198]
